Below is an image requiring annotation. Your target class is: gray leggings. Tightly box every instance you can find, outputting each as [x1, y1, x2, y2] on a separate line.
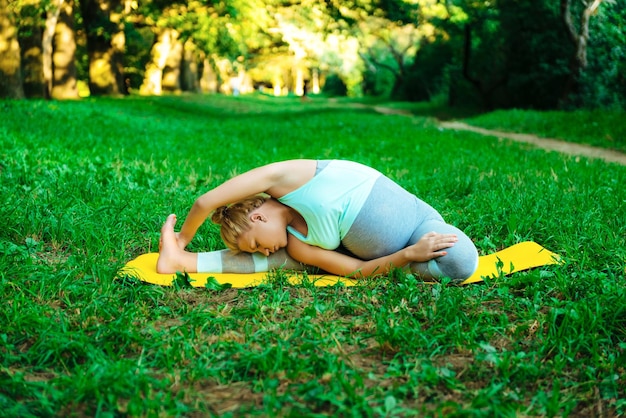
[341, 175, 478, 281]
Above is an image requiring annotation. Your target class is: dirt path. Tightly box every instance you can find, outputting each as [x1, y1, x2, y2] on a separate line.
[439, 120, 626, 166]
[366, 105, 626, 166]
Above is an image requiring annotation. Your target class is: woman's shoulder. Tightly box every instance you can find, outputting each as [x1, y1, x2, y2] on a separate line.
[264, 160, 318, 197]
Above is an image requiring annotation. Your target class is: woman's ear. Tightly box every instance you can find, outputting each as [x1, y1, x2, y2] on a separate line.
[249, 212, 267, 223]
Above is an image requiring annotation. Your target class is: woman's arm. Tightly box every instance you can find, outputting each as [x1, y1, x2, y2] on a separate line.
[286, 232, 458, 278]
[176, 159, 316, 248]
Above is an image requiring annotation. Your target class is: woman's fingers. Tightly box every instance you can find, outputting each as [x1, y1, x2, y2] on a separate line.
[411, 232, 458, 261]
[425, 232, 457, 247]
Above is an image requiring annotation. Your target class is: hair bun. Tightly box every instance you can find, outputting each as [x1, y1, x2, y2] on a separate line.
[211, 206, 229, 224]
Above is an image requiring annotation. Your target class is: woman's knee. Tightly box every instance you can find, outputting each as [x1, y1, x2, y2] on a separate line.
[433, 236, 479, 280]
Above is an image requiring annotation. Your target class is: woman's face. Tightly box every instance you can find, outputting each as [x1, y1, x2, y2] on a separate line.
[237, 213, 288, 256]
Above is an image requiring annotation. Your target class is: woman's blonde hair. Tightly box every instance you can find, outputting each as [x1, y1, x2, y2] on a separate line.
[211, 195, 268, 252]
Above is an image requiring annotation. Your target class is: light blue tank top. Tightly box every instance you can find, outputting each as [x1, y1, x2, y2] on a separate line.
[278, 160, 381, 249]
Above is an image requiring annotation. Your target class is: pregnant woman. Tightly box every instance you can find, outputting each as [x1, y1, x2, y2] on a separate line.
[157, 159, 478, 281]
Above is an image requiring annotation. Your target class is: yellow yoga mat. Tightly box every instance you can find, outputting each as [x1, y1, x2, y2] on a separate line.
[119, 241, 560, 288]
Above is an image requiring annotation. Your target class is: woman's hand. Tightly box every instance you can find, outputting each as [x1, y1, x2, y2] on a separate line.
[405, 232, 458, 262]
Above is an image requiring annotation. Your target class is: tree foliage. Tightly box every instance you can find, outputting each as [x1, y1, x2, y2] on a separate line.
[2, 0, 624, 109]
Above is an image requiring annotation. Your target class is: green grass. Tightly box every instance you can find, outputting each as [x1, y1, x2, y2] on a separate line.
[1, 95, 625, 416]
[460, 108, 626, 154]
[362, 100, 626, 152]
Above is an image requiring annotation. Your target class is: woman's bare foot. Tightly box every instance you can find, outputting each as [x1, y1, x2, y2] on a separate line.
[156, 214, 198, 274]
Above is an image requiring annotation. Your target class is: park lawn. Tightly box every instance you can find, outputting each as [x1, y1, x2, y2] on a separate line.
[452, 108, 626, 154]
[1, 95, 625, 417]
[374, 99, 626, 154]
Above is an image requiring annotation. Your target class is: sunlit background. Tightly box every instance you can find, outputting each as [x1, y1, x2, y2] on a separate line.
[2, 0, 625, 110]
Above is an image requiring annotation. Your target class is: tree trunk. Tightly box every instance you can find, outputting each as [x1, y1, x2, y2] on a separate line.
[273, 74, 283, 96]
[561, 0, 603, 71]
[42, 0, 63, 98]
[51, 0, 79, 99]
[16, 4, 42, 97]
[199, 56, 218, 93]
[213, 56, 232, 94]
[180, 40, 199, 92]
[294, 67, 304, 96]
[140, 28, 178, 95]
[110, 8, 127, 95]
[559, 0, 604, 103]
[80, 0, 126, 96]
[0, 0, 24, 98]
[311, 68, 320, 94]
[162, 34, 183, 93]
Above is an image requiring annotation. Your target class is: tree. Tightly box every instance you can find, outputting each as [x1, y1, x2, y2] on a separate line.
[452, 1, 511, 109]
[497, 0, 573, 109]
[42, 0, 64, 98]
[269, 2, 335, 96]
[80, 0, 127, 95]
[4, 0, 623, 107]
[17, 1, 44, 97]
[560, 0, 607, 104]
[11, 0, 77, 98]
[0, 0, 24, 98]
[51, 0, 79, 98]
[139, 27, 181, 95]
[426, 0, 573, 109]
[580, 0, 626, 108]
[358, 17, 420, 99]
[137, 0, 271, 95]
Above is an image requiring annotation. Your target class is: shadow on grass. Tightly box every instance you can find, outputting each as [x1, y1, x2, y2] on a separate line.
[123, 93, 485, 122]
